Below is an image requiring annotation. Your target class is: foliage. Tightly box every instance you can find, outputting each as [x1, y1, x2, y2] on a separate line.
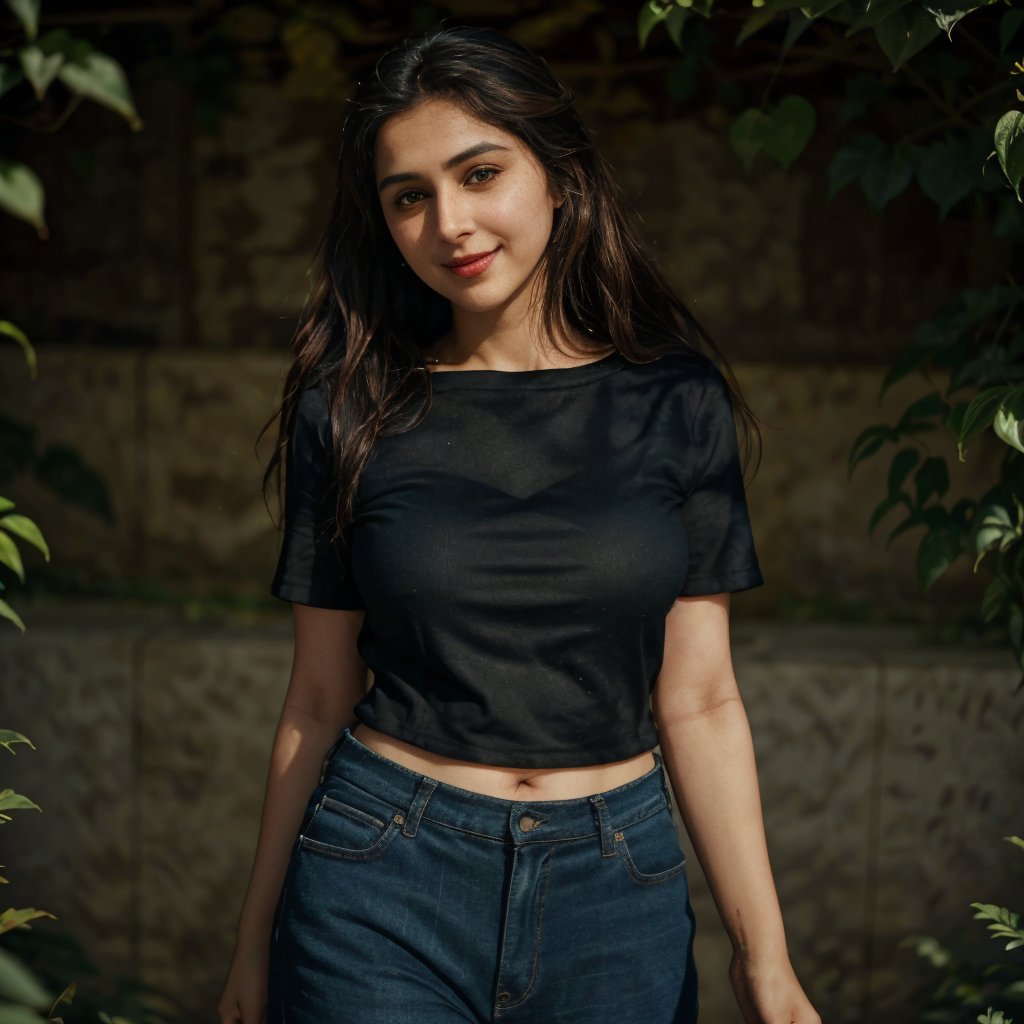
[0, 0, 141, 239]
[0, 326, 48, 630]
[902, 837, 1024, 1024]
[627, 0, 1024, 682]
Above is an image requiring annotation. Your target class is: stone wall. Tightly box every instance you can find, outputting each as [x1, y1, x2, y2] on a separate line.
[1, 612, 1020, 1023]
[0, 344, 998, 618]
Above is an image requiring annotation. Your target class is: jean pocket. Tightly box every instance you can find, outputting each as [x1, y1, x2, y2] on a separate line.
[616, 806, 688, 886]
[298, 781, 403, 862]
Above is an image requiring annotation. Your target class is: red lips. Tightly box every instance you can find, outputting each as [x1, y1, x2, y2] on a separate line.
[444, 248, 499, 268]
[443, 247, 500, 279]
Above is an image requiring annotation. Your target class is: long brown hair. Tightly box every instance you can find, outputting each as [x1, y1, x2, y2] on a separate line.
[261, 23, 762, 549]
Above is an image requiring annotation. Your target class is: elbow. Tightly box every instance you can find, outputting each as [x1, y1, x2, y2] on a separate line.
[651, 675, 744, 733]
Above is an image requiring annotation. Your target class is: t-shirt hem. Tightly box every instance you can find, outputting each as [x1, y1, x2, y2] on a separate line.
[679, 564, 764, 596]
[353, 714, 658, 769]
[270, 580, 365, 610]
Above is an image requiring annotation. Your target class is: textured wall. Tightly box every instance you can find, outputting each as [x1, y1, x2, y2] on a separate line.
[1, 614, 1020, 1024]
[0, 344, 997, 616]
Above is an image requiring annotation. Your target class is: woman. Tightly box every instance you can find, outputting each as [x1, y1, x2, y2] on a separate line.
[218, 23, 820, 1024]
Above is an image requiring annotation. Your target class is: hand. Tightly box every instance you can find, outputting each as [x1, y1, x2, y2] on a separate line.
[729, 950, 822, 1024]
[217, 942, 270, 1024]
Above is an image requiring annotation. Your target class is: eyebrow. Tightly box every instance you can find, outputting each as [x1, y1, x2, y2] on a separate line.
[377, 142, 512, 192]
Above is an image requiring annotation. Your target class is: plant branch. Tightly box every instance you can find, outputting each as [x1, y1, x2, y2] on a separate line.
[898, 60, 972, 129]
[958, 26, 1010, 75]
[0, 94, 83, 133]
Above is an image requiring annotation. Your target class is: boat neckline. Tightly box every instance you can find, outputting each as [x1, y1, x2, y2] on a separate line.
[421, 349, 626, 390]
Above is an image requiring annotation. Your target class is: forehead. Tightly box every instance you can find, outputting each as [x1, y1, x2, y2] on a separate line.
[374, 97, 521, 168]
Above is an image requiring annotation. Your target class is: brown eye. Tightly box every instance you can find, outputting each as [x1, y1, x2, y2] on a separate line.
[468, 167, 500, 185]
[395, 189, 425, 209]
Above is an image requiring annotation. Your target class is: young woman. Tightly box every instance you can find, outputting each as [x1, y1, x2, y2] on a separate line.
[218, 24, 820, 1024]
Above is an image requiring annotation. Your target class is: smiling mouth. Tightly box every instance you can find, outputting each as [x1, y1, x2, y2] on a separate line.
[444, 248, 500, 277]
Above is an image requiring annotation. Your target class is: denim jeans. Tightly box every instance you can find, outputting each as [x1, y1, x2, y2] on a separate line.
[267, 728, 698, 1023]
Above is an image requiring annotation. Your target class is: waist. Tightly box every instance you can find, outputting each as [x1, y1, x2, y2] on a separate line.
[326, 726, 672, 840]
[350, 723, 658, 801]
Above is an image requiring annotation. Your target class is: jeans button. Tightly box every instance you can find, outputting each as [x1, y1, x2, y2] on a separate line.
[519, 814, 536, 832]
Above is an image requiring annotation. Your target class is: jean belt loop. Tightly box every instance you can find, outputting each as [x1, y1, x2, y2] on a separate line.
[402, 776, 438, 838]
[319, 733, 345, 784]
[653, 751, 674, 808]
[589, 794, 618, 858]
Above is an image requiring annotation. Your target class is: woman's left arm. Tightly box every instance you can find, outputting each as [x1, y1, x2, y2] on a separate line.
[652, 591, 821, 1024]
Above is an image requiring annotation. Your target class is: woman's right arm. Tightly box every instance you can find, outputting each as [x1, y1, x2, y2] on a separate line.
[217, 603, 369, 1024]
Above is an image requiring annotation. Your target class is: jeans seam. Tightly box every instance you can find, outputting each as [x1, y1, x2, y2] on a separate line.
[499, 849, 551, 1012]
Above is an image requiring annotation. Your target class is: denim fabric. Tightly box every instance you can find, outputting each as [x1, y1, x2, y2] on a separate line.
[267, 728, 699, 1023]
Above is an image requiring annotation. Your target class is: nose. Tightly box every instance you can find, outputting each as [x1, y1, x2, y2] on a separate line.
[432, 183, 474, 243]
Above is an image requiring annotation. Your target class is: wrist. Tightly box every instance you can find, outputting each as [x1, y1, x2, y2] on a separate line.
[730, 929, 790, 969]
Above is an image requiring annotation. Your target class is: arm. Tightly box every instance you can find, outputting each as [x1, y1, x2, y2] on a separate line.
[217, 603, 368, 1024]
[652, 592, 820, 1024]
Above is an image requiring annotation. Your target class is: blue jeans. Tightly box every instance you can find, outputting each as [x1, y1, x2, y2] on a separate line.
[267, 728, 699, 1023]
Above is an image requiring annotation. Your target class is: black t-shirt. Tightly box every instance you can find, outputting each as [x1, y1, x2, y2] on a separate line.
[270, 348, 763, 767]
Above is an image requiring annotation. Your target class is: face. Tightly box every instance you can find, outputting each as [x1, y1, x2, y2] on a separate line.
[374, 97, 563, 317]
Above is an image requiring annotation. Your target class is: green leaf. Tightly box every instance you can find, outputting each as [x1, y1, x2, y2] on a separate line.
[57, 52, 143, 130]
[994, 404, 1024, 454]
[959, 386, 1012, 460]
[0, 599, 25, 633]
[999, 6, 1024, 54]
[915, 456, 950, 505]
[922, 0, 993, 39]
[993, 109, 1024, 202]
[980, 577, 1009, 621]
[665, 5, 689, 49]
[900, 933, 951, 968]
[917, 134, 980, 218]
[761, 94, 816, 170]
[0, 906, 57, 934]
[0, 731, 34, 755]
[974, 503, 1017, 566]
[828, 133, 885, 198]
[0, 1003, 54, 1023]
[917, 527, 960, 590]
[730, 108, 771, 173]
[34, 444, 114, 521]
[17, 44, 63, 100]
[862, 145, 915, 209]
[849, 423, 898, 475]
[638, 0, 671, 50]
[0, 789, 40, 814]
[4, 0, 40, 40]
[897, 391, 948, 430]
[873, 4, 942, 71]
[0, 160, 46, 238]
[0, 533, 24, 582]
[0, 945, 50, 1009]
[0, 321, 36, 379]
[0, 63, 24, 100]
[887, 512, 922, 546]
[0, 515, 48, 561]
[869, 493, 909, 535]
[888, 447, 920, 495]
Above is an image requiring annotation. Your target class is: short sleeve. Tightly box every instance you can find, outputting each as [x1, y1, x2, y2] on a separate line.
[269, 378, 365, 609]
[678, 361, 764, 596]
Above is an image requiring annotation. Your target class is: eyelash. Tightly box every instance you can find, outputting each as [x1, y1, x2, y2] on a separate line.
[395, 166, 502, 209]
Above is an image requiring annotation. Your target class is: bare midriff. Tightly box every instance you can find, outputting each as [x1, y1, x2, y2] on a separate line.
[351, 723, 656, 801]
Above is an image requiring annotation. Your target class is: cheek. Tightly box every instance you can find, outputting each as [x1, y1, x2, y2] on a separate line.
[492, 185, 553, 248]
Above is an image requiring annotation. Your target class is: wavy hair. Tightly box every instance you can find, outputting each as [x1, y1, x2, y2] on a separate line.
[261, 23, 762, 551]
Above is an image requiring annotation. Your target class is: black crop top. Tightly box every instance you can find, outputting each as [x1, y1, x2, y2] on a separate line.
[270, 348, 763, 767]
